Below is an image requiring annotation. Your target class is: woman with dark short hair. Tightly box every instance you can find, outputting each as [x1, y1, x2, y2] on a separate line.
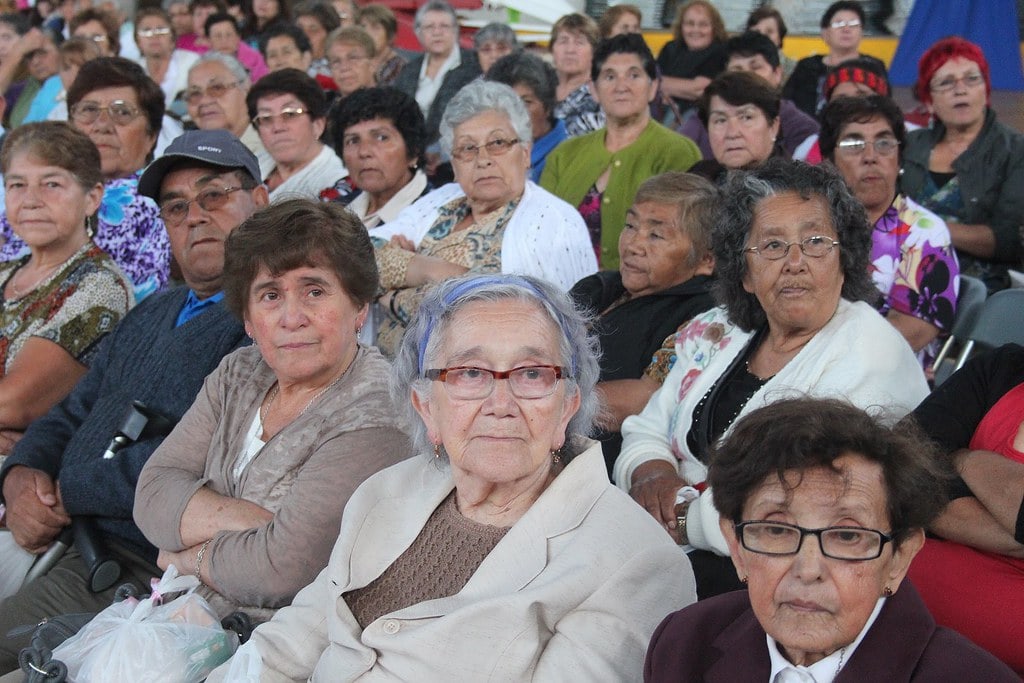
[135, 198, 409, 623]
[646, 397, 1018, 682]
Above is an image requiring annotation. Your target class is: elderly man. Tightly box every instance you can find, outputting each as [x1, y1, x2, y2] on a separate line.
[186, 51, 274, 177]
[393, 0, 479, 143]
[0, 130, 269, 674]
[679, 31, 819, 160]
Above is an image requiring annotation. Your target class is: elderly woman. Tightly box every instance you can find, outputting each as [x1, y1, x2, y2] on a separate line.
[369, 80, 595, 357]
[324, 26, 377, 98]
[571, 172, 716, 476]
[393, 0, 480, 144]
[259, 23, 313, 74]
[356, 4, 405, 86]
[689, 71, 783, 184]
[0, 57, 170, 301]
[745, 5, 796, 82]
[328, 86, 430, 227]
[820, 95, 958, 365]
[784, 1, 887, 117]
[901, 37, 1024, 294]
[473, 22, 519, 75]
[207, 273, 696, 681]
[599, 4, 642, 38]
[541, 34, 701, 269]
[615, 160, 929, 597]
[550, 13, 603, 137]
[293, 0, 341, 80]
[656, 0, 728, 115]
[246, 68, 346, 202]
[0, 122, 133, 598]
[906, 345, 1024, 674]
[645, 397, 1019, 681]
[134, 7, 199, 109]
[206, 13, 268, 81]
[134, 199, 409, 622]
[486, 52, 566, 183]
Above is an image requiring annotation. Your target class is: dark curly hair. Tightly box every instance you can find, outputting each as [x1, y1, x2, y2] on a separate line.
[591, 32, 656, 82]
[709, 397, 950, 548]
[711, 158, 877, 331]
[258, 22, 313, 58]
[697, 70, 781, 129]
[223, 198, 379, 318]
[819, 94, 905, 162]
[67, 57, 166, 140]
[329, 86, 427, 170]
[246, 67, 328, 121]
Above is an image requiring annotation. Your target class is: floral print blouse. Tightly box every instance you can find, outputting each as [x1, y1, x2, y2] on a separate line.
[0, 171, 170, 301]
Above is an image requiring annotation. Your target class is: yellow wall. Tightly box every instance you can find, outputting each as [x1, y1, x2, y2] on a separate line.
[641, 32, 899, 66]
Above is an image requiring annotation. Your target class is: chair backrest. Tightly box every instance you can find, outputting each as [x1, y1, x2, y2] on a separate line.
[950, 275, 987, 337]
[967, 288, 1024, 349]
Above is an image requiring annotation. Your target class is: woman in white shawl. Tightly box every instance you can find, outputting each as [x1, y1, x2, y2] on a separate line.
[246, 68, 345, 202]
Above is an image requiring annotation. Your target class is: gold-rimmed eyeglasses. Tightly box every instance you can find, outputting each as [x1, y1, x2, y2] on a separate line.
[745, 235, 840, 260]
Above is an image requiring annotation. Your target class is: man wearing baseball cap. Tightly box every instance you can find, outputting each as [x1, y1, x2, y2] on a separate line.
[0, 129, 268, 671]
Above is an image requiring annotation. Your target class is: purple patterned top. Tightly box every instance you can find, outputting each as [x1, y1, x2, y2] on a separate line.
[871, 194, 959, 365]
[0, 171, 170, 301]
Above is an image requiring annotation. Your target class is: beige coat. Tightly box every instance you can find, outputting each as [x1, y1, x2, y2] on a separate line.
[208, 442, 696, 682]
[134, 345, 410, 621]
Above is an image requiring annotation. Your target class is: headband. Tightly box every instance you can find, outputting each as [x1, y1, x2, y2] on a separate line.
[826, 66, 890, 98]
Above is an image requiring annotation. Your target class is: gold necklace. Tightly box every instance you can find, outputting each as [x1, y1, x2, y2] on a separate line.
[259, 358, 356, 426]
[10, 261, 61, 298]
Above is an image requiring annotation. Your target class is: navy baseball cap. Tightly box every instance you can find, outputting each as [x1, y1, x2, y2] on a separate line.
[138, 129, 262, 201]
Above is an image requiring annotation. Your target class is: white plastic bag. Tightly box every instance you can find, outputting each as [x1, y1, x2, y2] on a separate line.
[52, 565, 238, 683]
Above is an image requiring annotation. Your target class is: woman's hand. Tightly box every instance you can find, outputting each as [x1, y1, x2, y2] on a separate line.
[389, 234, 417, 252]
[629, 460, 688, 542]
[403, 254, 469, 287]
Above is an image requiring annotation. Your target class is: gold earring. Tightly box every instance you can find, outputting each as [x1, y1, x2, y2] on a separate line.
[551, 450, 561, 465]
[741, 575, 749, 584]
[883, 586, 893, 597]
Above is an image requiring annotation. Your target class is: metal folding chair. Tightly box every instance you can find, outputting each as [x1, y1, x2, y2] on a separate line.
[942, 287, 1024, 381]
[932, 275, 987, 386]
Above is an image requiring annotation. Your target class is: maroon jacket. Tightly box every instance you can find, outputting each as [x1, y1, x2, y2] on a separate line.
[645, 580, 1020, 682]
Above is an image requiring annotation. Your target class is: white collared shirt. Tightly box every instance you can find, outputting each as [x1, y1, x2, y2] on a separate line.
[767, 597, 886, 683]
[415, 47, 460, 115]
[349, 170, 428, 229]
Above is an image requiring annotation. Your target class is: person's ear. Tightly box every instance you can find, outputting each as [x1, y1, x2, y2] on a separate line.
[884, 528, 925, 594]
[251, 183, 270, 207]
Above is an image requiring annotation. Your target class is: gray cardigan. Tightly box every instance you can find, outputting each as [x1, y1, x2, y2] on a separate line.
[901, 108, 1024, 285]
[134, 344, 410, 621]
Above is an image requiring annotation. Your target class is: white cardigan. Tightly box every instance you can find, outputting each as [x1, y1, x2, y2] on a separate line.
[267, 145, 346, 203]
[369, 181, 596, 291]
[615, 300, 930, 555]
[208, 442, 695, 682]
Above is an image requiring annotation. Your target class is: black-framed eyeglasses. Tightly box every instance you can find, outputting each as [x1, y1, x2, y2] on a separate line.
[450, 137, 520, 163]
[745, 235, 840, 261]
[836, 138, 900, 157]
[184, 80, 242, 104]
[735, 520, 893, 561]
[424, 365, 564, 400]
[252, 107, 308, 130]
[70, 100, 141, 127]
[159, 186, 241, 225]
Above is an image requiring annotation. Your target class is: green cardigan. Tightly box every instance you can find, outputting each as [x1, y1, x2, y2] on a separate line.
[539, 119, 700, 270]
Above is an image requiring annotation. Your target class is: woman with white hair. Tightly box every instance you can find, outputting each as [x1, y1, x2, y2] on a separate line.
[392, 0, 480, 143]
[368, 80, 596, 357]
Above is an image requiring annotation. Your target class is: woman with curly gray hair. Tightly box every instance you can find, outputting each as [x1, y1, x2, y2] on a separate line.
[368, 80, 595, 357]
[616, 159, 930, 598]
[209, 273, 696, 681]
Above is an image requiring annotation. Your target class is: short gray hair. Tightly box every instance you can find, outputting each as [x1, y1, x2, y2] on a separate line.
[390, 274, 601, 462]
[712, 158, 877, 332]
[414, 0, 457, 33]
[192, 51, 250, 86]
[438, 80, 532, 157]
[473, 22, 518, 50]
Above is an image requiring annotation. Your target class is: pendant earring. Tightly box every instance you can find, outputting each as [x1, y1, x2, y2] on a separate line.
[433, 443, 441, 459]
[551, 450, 561, 465]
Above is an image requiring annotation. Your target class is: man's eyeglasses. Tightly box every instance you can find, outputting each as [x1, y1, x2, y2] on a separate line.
[735, 520, 893, 561]
[70, 100, 141, 127]
[159, 186, 241, 225]
[424, 365, 564, 400]
[930, 73, 985, 93]
[745, 235, 840, 261]
[184, 80, 242, 104]
[836, 138, 900, 157]
[252, 107, 308, 130]
[137, 27, 173, 38]
[829, 19, 861, 29]
[450, 138, 520, 163]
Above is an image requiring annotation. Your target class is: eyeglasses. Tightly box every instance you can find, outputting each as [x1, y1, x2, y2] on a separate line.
[450, 137, 520, 163]
[829, 19, 861, 29]
[70, 100, 141, 126]
[735, 521, 893, 561]
[929, 72, 985, 93]
[159, 186, 241, 225]
[424, 365, 564, 400]
[79, 33, 108, 44]
[329, 53, 370, 69]
[836, 137, 900, 157]
[420, 22, 454, 32]
[745, 235, 840, 260]
[137, 27, 172, 38]
[252, 107, 308, 129]
[184, 80, 242, 104]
